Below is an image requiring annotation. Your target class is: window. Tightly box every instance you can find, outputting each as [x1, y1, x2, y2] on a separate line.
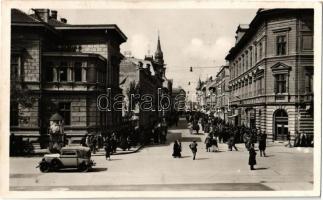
[45, 62, 54, 82]
[302, 35, 313, 50]
[10, 102, 19, 126]
[74, 62, 82, 82]
[276, 35, 287, 55]
[241, 55, 244, 71]
[245, 52, 249, 69]
[259, 42, 263, 59]
[275, 74, 287, 93]
[11, 55, 20, 81]
[59, 62, 68, 82]
[255, 45, 258, 62]
[59, 102, 71, 125]
[61, 150, 76, 156]
[305, 69, 313, 93]
[249, 47, 253, 67]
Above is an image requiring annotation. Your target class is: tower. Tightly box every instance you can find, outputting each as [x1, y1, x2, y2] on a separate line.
[154, 33, 164, 65]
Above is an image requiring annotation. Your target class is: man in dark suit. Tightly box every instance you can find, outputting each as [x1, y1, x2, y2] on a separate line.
[189, 141, 198, 160]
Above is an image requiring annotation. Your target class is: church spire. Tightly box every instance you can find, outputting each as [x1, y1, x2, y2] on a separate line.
[154, 31, 164, 65]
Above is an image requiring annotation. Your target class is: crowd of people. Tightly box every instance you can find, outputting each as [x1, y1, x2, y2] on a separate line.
[185, 111, 266, 151]
[172, 111, 270, 169]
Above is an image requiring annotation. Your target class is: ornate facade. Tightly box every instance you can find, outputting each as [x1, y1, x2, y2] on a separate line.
[10, 9, 127, 148]
[225, 9, 314, 141]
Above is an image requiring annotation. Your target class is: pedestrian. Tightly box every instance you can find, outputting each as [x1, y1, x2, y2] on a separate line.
[193, 120, 200, 134]
[172, 140, 181, 158]
[127, 135, 132, 150]
[248, 144, 257, 170]
[189, 140, 198, 160]
[204, 136, 211, 152]
[211, 136, 219, 152]
[111, 132, 117, 153]
[258, 131, 267, 157]
[188, 122, 193, 135]
[177, 139, 182, 157]
[175, 114, 179, 127]
[92, 136, 97, 154]
[228, 133, 238, 151]
[104, 140, 111, 161]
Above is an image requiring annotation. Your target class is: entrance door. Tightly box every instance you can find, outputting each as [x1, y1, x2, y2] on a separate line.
[275, 122, 288, 140]
[273, 109, 288, 141]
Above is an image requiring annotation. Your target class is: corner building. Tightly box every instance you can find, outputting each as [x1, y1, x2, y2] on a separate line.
[10, 9, 127, 148]
[225, 9, 314, 141]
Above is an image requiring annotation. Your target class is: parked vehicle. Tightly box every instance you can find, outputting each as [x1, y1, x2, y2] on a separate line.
[37, 146, 95, 172]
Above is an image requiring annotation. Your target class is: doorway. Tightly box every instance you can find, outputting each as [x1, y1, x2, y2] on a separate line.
[273, 109, 288, 140]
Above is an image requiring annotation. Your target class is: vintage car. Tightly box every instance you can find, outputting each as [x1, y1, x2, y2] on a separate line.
[37, 146, 95, 172]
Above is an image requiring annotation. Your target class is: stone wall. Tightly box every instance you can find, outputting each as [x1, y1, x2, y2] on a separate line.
[20, 40, 41, 84]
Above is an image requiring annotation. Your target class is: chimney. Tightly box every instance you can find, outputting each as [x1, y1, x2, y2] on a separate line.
[235, 24, 249, 44]
[51, 10, 57, 20]
[33, 9, 50, 23]
[60, 18, 67, 23]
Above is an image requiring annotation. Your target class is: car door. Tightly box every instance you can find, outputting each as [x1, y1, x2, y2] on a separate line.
[60, 150, 78, 167]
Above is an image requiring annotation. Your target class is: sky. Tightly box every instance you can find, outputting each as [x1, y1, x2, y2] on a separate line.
[54, 9, 257, 100]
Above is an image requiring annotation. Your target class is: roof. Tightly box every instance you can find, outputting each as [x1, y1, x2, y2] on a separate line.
[11, 9, 127, 43]
[43, 51, 107, 62]
[235, 24, 249, 33]
[55, 24, 127, 42]
[172, 87, 185, 95]
[11, 9, 41, 24]
[48, 18, 69, 27]
[126, 57, 156, 75]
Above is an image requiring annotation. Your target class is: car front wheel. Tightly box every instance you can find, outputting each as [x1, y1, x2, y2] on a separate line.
[39, 162, 50, 173]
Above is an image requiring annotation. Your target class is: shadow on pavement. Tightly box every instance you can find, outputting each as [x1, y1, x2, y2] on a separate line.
[195, 158, 209, 160]
[180, 156, 191, 158]
[255, 167, 268, 170]
[106, 158, 122, 161]
[90, 167, 108, 172]
[50, 167, 108, 173]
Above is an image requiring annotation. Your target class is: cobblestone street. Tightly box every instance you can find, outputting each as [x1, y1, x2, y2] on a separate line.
[10, 118, 313, 191]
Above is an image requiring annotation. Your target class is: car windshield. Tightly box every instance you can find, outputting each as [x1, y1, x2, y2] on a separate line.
[78, 150, 91, 158]
[61, 150, 76, 156]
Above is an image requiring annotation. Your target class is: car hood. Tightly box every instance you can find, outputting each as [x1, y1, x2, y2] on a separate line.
[44, 153, 60, 158]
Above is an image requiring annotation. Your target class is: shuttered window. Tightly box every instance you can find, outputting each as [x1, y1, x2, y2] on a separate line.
[275, 74, 287, 93]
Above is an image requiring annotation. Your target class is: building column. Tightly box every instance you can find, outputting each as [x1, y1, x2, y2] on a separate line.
[67, 62, 73, 82]
[53, 66, 58, 82]
[82, 62, 87, 82]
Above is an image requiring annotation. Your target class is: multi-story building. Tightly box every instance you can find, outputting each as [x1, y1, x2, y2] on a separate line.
[119, 57, 162, 130]
[171, 87, 186, 112]
[10, 9, 127, 147]
[214, 65, 230, 121]
[196, 77, 217, 112]
[119, 35, 170, 142]
[225, 9, 314, 141]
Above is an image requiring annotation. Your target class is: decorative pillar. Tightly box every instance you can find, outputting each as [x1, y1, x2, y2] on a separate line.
[53, 65, 58, 82]
[67, 62, 73, 82]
